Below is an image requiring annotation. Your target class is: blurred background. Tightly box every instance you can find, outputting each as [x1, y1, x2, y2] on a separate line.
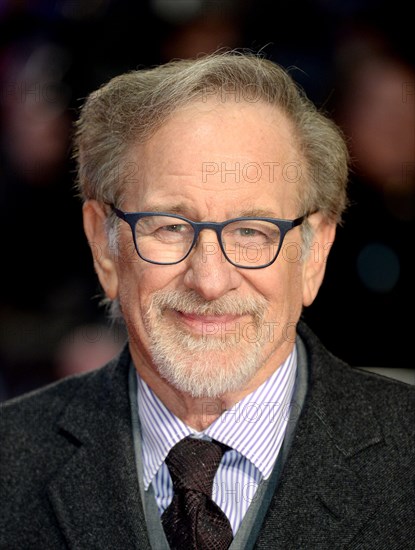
[0, 0, 413, 401]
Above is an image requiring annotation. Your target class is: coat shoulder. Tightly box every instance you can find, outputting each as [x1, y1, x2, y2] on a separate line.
[0, 344, 130, 463]
[1, 365, 105, 437]
[298, 320, 415, 440]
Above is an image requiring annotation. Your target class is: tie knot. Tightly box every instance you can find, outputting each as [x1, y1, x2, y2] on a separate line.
[165, 436, 227, 496]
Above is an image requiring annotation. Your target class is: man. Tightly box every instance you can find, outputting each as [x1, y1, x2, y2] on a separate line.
[1, 51, 414, 549]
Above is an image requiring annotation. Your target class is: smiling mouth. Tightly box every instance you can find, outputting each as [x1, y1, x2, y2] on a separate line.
[172, 309, 247, 334]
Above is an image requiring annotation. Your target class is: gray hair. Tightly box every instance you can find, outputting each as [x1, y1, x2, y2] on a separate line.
[73, 50, 349, 222]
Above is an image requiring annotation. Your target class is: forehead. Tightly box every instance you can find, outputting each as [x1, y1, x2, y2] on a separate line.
[123, 99, 303, 215]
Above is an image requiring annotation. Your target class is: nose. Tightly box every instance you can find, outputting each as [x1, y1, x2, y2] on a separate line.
[183, 230, 243, 301]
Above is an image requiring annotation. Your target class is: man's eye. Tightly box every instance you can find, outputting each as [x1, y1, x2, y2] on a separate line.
[163, 224, 186, 233]
[238, 228, 260, 236]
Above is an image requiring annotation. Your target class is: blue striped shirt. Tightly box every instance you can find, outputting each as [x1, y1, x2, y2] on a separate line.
[137, 347, 297, 534]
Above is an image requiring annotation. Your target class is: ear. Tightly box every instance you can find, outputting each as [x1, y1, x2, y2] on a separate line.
[82, 200, 119, 300]
[302, 213, 336, 307]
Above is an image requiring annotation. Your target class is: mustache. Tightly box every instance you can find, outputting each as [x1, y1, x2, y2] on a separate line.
[148, 290, 268, 319]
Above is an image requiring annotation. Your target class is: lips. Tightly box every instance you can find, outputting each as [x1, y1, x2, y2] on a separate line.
[173, 310, 246, 334]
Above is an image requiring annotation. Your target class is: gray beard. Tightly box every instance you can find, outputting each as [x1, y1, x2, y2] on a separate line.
[145, 289, 269, 398]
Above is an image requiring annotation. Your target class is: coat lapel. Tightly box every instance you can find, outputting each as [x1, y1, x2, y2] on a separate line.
[254, 403, 384, 547]
[254, 335, 389, 548]
[46, 346, 151, 549]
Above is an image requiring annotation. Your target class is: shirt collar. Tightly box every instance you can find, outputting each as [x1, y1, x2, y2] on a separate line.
[205, 346, 297, 478]
[137, 347, 297, 488]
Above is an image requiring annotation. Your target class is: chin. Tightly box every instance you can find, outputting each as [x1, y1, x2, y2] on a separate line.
[150, 337, 263, 398]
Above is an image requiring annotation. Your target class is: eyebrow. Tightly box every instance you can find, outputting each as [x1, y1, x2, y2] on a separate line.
[141, 205, 281, 219]
[238, 208, 280, 218]
[141, 203, 190, 215]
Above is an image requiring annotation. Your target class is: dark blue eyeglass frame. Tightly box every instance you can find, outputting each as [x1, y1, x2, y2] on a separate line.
[110, 204, 312, 269]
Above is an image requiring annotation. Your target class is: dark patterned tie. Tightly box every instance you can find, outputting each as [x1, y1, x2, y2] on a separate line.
[161, 436, 233, 550]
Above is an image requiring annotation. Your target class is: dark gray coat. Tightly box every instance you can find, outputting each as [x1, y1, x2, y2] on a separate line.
[1, 322, 414, 549]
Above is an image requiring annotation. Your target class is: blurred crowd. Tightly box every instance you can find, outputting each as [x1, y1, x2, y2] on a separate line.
[0, 0, 414, 401]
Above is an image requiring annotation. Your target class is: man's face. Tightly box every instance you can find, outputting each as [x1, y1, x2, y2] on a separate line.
[87, 99, 332, 399]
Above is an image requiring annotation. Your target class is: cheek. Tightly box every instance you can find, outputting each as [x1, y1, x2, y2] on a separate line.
[116, 258, 184, 322]
[116, 264, 164, 354]
[252, 259, 304, 319]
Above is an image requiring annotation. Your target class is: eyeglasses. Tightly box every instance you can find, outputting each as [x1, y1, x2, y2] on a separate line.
[110, 204, 313, 269]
